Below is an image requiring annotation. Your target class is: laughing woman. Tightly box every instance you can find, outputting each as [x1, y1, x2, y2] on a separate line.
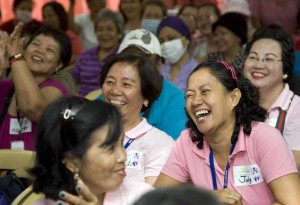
[154, 61, 300, 205]
[0, 22, 70, 150]
[100, 52, 174, 186]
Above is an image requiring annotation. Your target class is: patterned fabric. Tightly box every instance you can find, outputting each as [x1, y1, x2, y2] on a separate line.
[207, 47, 246, 71]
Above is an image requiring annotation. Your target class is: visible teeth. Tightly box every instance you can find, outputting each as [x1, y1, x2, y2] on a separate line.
[252, 72, 265, 77]
[110, 100, 125, 106]
[195, 110, 209, 117]
[32, 56, 42, 62]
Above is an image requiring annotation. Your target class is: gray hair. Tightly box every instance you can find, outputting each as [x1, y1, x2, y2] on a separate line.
[95, 8, 125, 38]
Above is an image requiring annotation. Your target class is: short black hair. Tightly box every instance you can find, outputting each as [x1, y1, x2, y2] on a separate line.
[30, 96, 123, 199]
[25, 25, 71, 69]
[100, 52, 163, 111]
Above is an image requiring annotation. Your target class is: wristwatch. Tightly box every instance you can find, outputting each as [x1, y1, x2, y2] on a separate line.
[9, 53, 24, 62]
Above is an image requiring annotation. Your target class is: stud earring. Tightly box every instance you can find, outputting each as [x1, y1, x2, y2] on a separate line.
[143, 100, 149, 107]
[283, 74, 288, 80]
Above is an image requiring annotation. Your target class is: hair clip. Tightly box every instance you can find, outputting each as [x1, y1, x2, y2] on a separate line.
[61, 99, 85, 122]
[218, 61, 237, 81]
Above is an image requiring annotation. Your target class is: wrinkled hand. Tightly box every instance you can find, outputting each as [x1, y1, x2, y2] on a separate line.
[0, 31, 9, 70]
[7, 22, 23, 57]
[214, 188, 243, 205]
[57, 180, 99, 205]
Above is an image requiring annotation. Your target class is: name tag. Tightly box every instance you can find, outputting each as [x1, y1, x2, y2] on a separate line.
[265, 118, 277, 128]
[125, 150, 142, 170]
[9, 118, 32, 135]
[233, 164, 264, 186]
[11, 140, 24, 150]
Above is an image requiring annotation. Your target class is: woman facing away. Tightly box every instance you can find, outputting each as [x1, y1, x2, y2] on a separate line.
[154, 61, 300, 205]
[30, 96, 153, 205]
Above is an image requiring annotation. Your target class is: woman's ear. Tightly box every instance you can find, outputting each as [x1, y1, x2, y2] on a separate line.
[62, 153, 81, 173]
[230, 88, 241, 110]
[181, 36, 190, 48]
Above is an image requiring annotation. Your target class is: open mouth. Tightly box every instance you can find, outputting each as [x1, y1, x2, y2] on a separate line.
[110, 100, 126, 107]
[195, 109, 211, 120]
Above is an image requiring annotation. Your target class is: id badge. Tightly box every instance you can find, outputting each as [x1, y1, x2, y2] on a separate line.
[11, 140, 25, 150]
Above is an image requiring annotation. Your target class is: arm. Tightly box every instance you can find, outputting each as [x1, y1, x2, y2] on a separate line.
[292, 150, 300, 172]
[0, 31, 9, 79]
[269, 173, 300, 205]
[68, 0, 81, 34]
[7, 23, 65, 122]
[154, 173, 183, 188]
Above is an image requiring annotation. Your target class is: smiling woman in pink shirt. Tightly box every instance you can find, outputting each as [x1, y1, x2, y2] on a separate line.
[154, 61, 300, 205]
[243, 24, 300, 171]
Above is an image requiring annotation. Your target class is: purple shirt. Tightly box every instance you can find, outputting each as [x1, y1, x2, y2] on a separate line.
[71, 45, 118, 97]
[160, 58, 199, 91]
[0, 79, 68, 150]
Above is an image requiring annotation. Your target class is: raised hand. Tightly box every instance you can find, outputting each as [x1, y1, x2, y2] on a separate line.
[57, 180, 99, 205]
[7, 22, 24, 57]
[0, 30, 9, 70]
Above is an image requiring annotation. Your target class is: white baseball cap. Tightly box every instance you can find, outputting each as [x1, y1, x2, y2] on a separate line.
[118, 29, 162, 56]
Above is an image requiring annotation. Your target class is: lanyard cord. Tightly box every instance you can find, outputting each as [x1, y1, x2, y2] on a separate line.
[15, 99, 24, 140]
[124, 138, 134, 150]
[209, 142, 236, 190]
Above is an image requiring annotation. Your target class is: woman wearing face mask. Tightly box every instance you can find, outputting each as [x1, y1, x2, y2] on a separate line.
[0, 0, 41, 34]
[157, 16, 199, 91]
[141, 0, 167, 35]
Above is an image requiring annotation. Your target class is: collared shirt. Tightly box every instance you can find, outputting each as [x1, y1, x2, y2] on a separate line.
[124, 118, 174, 183]
[97, 79, 188, 140]
[162, 122, 297, 205]
[265, 83, 300, 151]
[160, 58, 199, 91]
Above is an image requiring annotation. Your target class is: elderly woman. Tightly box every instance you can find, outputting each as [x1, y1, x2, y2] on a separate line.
[243, 24, 300, 171]
[100, 52, 174, 185]
[154, 61, 300, 204]
[0, 22, 70, 150]
[157, 16, 199, 91]
[28, 97, 152, 205]
[71, 8, 124, 97]
[208, 12, 247, 70]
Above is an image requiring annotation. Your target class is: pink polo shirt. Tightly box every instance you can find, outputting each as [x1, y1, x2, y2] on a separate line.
[265, 83, 300, 151]
[162, 122, 298, 205]
[124, 118, 174, 183]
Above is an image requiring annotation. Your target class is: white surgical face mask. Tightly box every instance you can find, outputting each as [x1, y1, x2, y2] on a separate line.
[16, 10, 32, 24]
[141, 19, 161, 35]
[161, 38, 186, 64]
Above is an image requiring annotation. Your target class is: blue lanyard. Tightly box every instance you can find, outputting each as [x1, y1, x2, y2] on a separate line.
[209, 142, 236, 190]
[124, 138, 134, 150]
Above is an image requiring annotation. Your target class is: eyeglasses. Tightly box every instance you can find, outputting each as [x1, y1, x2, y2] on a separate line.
[246, 55, 282, 65]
